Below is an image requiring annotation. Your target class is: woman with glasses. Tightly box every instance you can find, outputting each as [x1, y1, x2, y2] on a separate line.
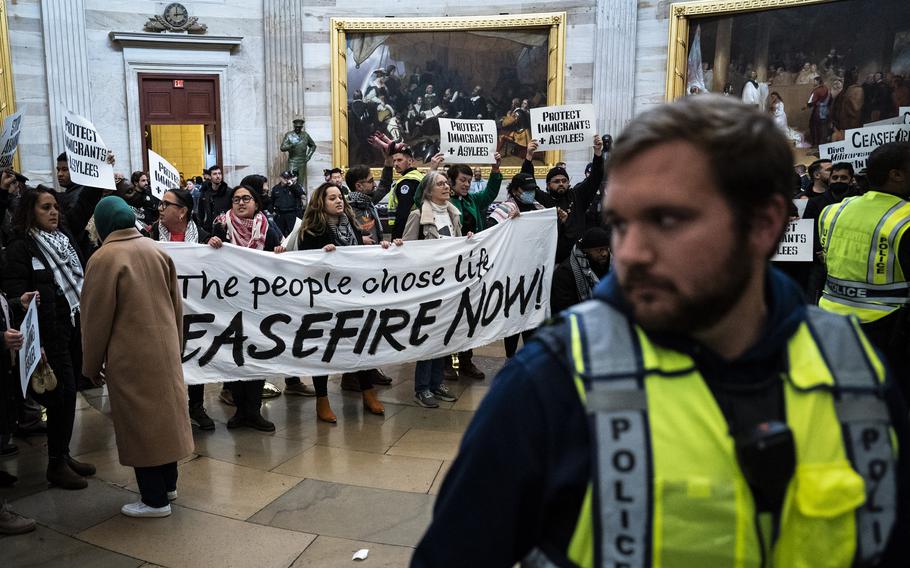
[150, 188, 217, 431]
[208, 185, 284, 432]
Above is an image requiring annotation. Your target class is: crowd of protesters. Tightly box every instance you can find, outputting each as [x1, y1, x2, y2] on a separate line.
[0, 129, 609, 529]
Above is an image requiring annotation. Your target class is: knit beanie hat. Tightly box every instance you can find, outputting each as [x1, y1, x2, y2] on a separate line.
[578, 226, 612, 250]
[94, 195, 136, 242]
[546, 166, 569, 184]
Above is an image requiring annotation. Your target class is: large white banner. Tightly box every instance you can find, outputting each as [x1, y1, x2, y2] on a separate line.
[530, 104, 596, 151]
[148, 149, 180, 200]
[438, 118, 497, 164]
[0, 111, 23, 169]
[164, 210, 558, 384]
[63, 111, 115, 190]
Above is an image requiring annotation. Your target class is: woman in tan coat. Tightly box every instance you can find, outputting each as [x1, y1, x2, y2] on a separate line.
[81, 197, 193, 518]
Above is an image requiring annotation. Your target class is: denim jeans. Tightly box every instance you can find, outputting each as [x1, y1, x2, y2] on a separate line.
[414, 358, 445, 394]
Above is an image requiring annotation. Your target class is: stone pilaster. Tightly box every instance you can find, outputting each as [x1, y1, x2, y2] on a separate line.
[592, 0, 638, 137]
[41, 0, 93, 158]
[264, 0, 307, 181]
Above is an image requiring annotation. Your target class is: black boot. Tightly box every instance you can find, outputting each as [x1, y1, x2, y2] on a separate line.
[47, 458, 88, 490]
[65, 454, 96, 477]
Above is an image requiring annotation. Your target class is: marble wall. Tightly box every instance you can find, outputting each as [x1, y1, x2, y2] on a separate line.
[7, 0, 673, 186]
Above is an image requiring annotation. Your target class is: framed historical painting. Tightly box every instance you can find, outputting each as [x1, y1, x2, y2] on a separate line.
[666, 0, 910, 162]
[329, 13, 567, 177]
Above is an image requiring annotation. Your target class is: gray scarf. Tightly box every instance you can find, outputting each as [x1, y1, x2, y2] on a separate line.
[569, 244, 599, 303]
[328, 214, 357, 246]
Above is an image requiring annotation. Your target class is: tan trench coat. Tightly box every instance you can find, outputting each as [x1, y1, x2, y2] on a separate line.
[81, 228, 193, 467]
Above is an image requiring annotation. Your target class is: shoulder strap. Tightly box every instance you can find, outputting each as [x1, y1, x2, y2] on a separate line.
[565, 300, 651, 568]
[805, 307, 897, 566]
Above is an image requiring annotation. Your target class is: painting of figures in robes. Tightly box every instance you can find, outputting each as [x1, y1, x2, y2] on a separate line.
[675, 0, 910, 162]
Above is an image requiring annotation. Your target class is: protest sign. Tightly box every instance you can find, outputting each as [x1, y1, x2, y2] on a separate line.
[772, 219, 814, 262]
[0, 111, 23, 169]
[839, 123, 910, 171]
[793, 199, 808, 219]
[438, 118, 497, 164]
[18, 299, 41, 397]
[63, 111, 115, 190]
[163, 209, 558, 384]
[148, 149, 181, 199]
[530, 104, 595, 151]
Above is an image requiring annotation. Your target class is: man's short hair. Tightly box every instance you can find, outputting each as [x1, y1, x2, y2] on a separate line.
[324, 167, 343, 177]
[808, 159, 832, 180]
[56, 152, 67, 162]
[392, 145, 414, 158]
[867, 142, 910, 187]
[203, 168, 211, 176]
[608, 95, 793, 230]
[447, 164, 473, 183]
[345, 165, 371, 190]
[831, 162, 855, 177]
[209, 164, 222, 173]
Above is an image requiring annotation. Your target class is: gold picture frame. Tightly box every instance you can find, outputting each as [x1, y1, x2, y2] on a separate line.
[665, 0, 833, 100]
[329, 13, 567, 178]
[0, 0, 20, 171]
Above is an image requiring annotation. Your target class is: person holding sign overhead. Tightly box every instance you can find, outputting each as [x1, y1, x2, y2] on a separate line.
[207, 184, 285, 432]
[3, 187, 96, 489]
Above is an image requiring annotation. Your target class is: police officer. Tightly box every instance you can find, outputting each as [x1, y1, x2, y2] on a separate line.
[369, 133, 424, 240]
[269, 170, 304, 236]
[413, 96, 909, 567]
[819, 142, 910, 400]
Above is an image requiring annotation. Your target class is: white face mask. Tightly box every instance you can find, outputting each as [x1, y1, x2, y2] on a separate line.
[518, 190, 536, 205]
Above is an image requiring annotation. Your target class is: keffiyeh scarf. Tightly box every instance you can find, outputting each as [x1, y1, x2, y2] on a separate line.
[31, 229, 84, 324]
[328, 214, 358, 247]
[569, 244, 599, 303]
[215, 210, 268, 250]
[158, 220, 200, 244]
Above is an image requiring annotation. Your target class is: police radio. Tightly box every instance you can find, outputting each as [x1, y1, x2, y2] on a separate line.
[734, 421, 796, 515]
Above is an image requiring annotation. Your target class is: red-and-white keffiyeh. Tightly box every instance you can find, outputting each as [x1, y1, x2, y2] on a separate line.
[215, 210, 268, 250]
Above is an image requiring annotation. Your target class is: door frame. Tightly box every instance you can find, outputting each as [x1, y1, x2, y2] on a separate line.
[138, 72, 223, 174]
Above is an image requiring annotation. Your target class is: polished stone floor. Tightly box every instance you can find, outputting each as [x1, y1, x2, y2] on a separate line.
[0, 342, 508, 567]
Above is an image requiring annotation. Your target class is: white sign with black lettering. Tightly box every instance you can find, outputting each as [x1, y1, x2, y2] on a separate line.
[18, 299, 41, 398]
[0, 111, 23, 169]
[773, 219, 814, 262]
[148, 149, 181, 200]
[840, 123, 910, 172]
[63, 111, 115, 190]
[793, 198, 808, 219]
[438, 118, 497, 164]
[530, 104, 596, 151]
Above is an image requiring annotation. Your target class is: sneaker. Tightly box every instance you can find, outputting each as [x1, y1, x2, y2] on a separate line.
[121, 501, 171, 518]
[261, 382, 282, 399]
[459, 361, 486, 381]
[189, 404, 216, 430]
[167, 490, 178, 501]
[245, 414, 276, 432]
[431, 384, 457, 402]
[414, 390, 439, 408]
[219, 389, 235, 406]
[284, 382, 317, 397]
[0, 502, 36, 535]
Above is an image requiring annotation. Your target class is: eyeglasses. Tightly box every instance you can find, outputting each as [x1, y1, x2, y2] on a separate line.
[231, 195, 253, 204]
[158, 200, 183, 210]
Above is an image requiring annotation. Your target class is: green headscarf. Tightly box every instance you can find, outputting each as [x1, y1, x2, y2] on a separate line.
[94, 196, 136, 242]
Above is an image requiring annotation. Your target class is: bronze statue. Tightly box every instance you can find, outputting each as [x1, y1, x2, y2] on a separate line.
[280, 118, 317, 180]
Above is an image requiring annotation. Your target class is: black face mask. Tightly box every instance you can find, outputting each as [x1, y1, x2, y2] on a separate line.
[829, 182, 850, 195]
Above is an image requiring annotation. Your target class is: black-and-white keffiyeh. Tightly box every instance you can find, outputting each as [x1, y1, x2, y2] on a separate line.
[569, 244, 599, 303]
[158, 220, 200, 244]
[32, 229, 84, 324]
[328, 214, 358, 246]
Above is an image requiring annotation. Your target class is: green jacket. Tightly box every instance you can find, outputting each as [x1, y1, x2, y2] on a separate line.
[449, 172, 502, 232]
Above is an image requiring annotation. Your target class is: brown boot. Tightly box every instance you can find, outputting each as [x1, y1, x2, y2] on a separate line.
[362, 389, 385, 416]
[47, 459, 88, 490]
[340, 373, 363, 392]
[316, 397, 337, 423]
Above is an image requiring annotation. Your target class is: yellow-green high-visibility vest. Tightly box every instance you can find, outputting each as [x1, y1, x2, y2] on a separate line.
[818, 191, 910, 323]
[524, 300, 897, 568]
[387, 169, 424, 226]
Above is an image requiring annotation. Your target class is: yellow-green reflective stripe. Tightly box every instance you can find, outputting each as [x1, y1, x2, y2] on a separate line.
[567, 484, 595, 568]
[569, 315, 587, 403]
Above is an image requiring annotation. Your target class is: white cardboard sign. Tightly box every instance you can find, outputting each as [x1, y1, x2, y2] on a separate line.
[148, 149, 181, 200]
[63, 111, 115, 190]
[439, 118, 497, 164]
[18, 298, 41, 398]
[793, 198, 808, 219]
[839, 123, 910, 171]
[0, 111, 23, 169]
[530, 104, 596, 151]
[773, 219, 814, 262]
